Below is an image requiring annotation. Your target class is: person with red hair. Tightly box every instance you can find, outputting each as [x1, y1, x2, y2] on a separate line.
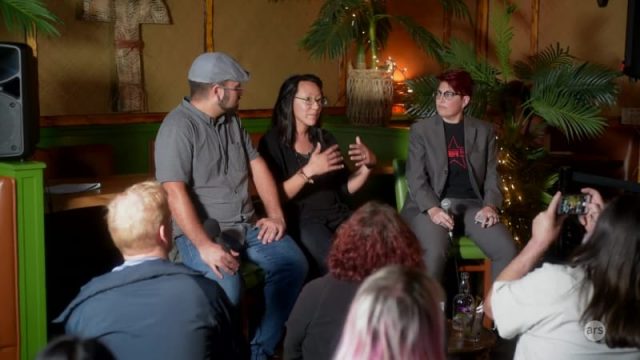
[400, 69, 516, 282]
[283, 201, 426, 360]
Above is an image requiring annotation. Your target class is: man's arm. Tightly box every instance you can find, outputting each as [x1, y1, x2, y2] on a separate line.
[249, 156, 286, 243]
[162, 181, 239, 278]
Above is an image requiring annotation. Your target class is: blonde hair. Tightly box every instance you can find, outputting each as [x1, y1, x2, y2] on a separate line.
[106, 181, 170, 254]
[333, 265, 446, 360]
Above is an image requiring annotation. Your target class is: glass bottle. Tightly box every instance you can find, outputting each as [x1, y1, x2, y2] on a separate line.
[451, 272, 475, 335]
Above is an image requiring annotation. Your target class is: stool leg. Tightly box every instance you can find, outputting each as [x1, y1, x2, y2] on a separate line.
[483, 259, 493, 328]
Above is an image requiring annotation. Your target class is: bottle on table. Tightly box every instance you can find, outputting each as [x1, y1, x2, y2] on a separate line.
[452, 272, 475, 336]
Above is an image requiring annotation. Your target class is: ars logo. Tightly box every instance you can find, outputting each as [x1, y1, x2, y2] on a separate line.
[584, 320, 606, 342]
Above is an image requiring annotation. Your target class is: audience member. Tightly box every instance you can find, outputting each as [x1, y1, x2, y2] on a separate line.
[259, 74, 377, 276]
[333, 265, 446, 360]
[54, 181, 245, 360]
[486, 189, 640, 359]
[400, 69, 516, 281]
[284, 201, 424, 360]
[154, 52, 308, 359]
[36, 335, 114, 360]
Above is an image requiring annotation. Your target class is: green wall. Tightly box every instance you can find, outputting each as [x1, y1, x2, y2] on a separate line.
[39, 116, 411, 175]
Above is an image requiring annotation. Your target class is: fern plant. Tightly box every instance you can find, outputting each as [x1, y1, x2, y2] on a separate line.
[405, 2, 620, 243]
[0, 0, 60, 36]
[300, 0, 471, 69]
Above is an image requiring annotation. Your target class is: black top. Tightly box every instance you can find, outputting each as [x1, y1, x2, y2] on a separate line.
[442, 121, 478, 199]
[284, 274, 360, 360]
[258, 127, 351, 225]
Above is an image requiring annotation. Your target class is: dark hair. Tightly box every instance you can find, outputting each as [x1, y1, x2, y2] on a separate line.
[271, 74, 324, 148]
[328, 201, 425, 281]
[36, 336, 115, 360]
[570, 194, 640, 348]
[436, 69, 474, 96]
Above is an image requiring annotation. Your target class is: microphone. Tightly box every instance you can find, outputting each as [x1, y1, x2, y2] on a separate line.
[203, 218, 241, 253]
[440, 198, 454, 239]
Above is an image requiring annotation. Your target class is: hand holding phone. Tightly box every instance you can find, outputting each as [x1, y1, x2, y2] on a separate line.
[557, 194, 591, 215]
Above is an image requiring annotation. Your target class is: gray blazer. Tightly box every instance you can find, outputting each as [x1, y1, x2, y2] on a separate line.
[402, 114, 502, 218]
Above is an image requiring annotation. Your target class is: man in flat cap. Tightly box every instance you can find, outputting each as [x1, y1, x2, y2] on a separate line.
[154, 52, 308, 360]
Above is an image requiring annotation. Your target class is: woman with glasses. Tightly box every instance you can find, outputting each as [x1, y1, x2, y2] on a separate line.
[400, 69, 516, 282]
[258, 74, 377, 277]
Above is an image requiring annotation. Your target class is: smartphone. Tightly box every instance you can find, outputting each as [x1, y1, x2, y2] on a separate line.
[557, 194, 591, 215]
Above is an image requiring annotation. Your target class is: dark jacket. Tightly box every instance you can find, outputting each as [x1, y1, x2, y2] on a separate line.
[55, 259, 246, 360]
[402, 114, 502, 217]
[284, 274, 360, 360]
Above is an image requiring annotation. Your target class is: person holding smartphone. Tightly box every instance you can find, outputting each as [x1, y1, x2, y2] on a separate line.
[485, 189, 640, 359]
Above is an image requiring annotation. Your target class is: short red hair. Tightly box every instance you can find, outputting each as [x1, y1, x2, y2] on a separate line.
[437, 69, 474, 96]
[328, 201, 425, 281]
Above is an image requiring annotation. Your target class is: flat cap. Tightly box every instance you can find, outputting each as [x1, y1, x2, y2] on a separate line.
[187, 52, 250, 84]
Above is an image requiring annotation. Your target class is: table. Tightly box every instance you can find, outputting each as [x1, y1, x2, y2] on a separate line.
[447, 322, 497, 359]
[46, 173, 153, 213]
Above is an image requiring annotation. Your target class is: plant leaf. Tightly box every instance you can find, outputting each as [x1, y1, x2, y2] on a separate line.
[300, 0, 367, 60]
[491, 1, 516, 81]
[0, 0, 61, 36]
[405, 75, 438, 118]
[514, 43, 574, 80]
[437, 0, 473, 24]
[393, 15, 444, 63]
[441, 38, 500, 87]
[526, 88, 607, 141]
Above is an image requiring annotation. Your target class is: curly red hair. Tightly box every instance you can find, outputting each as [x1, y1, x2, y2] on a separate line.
[328, 201, 425, 281]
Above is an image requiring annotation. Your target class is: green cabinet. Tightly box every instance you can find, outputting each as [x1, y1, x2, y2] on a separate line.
[0, 161, 47, 360]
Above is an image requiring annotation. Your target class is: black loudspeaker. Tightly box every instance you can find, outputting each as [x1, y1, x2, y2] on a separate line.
[0, 42, 39, 159]
[624, 0, 640, 80]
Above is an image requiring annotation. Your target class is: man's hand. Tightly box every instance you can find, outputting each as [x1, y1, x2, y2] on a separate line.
[256, 217, 286, 244]
[200, 241, 240, 279]
[530, 191, 565, 249]
[474, 206, 500, 228]
[427, 207, 454, 230]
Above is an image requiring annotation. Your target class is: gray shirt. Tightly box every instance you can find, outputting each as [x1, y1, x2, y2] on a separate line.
[155, 98, 259, 236]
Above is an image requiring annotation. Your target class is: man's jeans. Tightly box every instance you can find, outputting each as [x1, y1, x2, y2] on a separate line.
[176, 225, 308, 360]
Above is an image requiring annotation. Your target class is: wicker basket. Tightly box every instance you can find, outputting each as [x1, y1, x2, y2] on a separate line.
[347, 68, 394, 126]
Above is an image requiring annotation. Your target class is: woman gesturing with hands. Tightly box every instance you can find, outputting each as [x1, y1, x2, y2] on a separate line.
[259, 74, 377, 277]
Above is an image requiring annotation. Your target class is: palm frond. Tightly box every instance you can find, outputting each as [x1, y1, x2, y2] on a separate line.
[300, 0, 367, 60]
[513, 43, 573, 80]
[0, 0, 60, 36]
[393, 15, 444, 64]
[526, 88, 607, 141]
[558, 62, 620, 107]
[491, 1, 516, 81]
[441, 39, 500, 87]
[437, 0, 473, 24]
[405, 75, 438, 118]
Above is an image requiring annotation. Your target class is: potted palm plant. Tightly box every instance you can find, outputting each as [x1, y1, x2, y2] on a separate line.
[405, 3, 619, 243]
[300, 0, 470, 126]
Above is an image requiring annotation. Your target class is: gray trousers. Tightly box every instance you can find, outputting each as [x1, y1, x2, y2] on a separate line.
[403, 198, 517, 282]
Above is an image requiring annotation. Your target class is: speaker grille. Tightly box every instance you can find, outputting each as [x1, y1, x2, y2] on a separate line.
[0, 92, 23, 157]
[0, 42, 38, 159]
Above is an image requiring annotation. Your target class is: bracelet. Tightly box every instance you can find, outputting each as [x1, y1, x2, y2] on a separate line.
[298, 169, 314, 184]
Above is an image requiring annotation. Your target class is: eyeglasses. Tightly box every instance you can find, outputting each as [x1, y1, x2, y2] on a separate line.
[221, 86, 244, 93]
[433, 90, 461, 100]
[295, 96, 328, 107]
